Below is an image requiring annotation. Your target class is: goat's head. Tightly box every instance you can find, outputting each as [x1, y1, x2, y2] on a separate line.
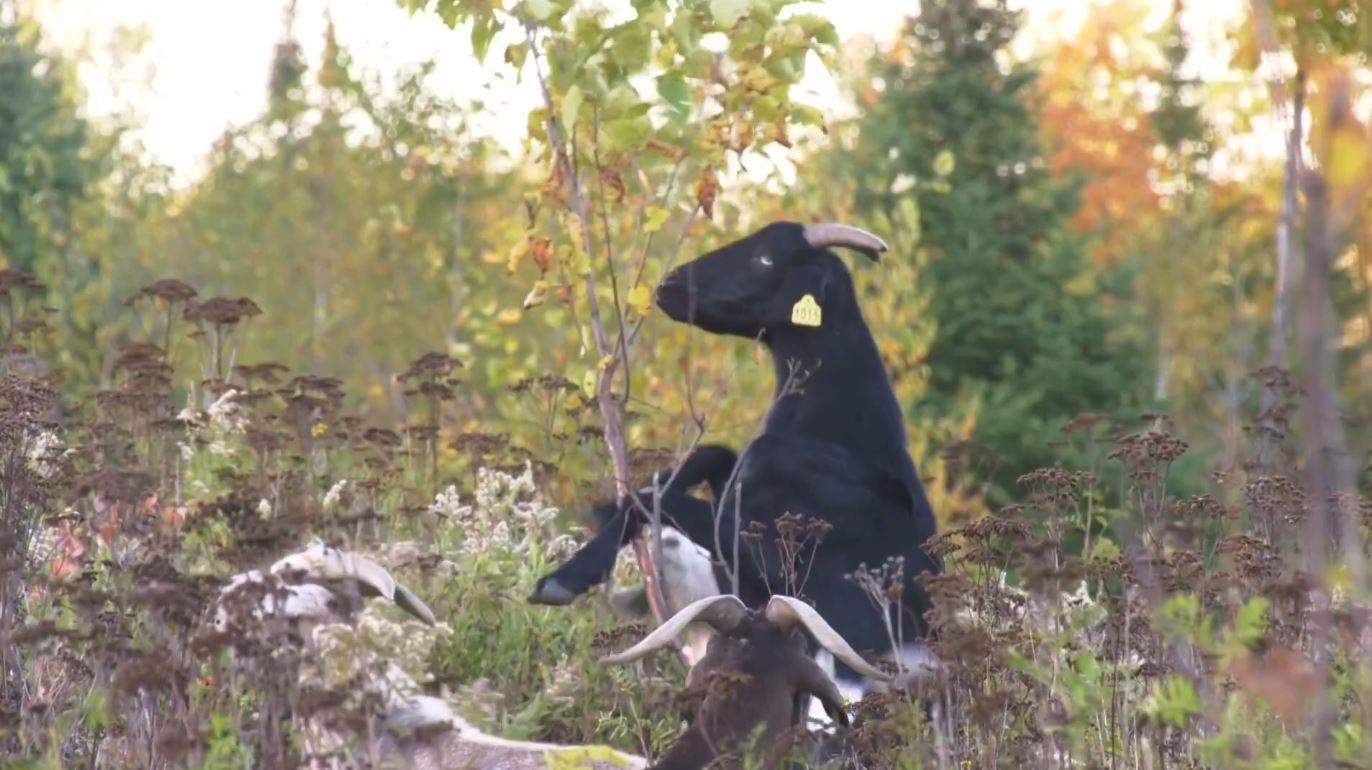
[655, 221, 887, 339]
[269, 538, 437, 626]
[602, 594, 890, 769]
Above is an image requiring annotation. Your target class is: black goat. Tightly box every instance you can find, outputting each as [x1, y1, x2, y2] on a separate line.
[531, 221, 942, 698]
[602, 593, 891, 770]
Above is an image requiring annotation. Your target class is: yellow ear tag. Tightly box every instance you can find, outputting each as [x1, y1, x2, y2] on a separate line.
[790, 294, 822, 327]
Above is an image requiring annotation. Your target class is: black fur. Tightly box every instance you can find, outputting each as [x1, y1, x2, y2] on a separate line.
[531, 221, 942, 680]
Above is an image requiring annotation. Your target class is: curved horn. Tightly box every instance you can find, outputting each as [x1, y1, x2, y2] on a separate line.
[393, 583, 438, 626]
[601, 594, 748, 665]
[801, 223, 888, 261]
[272, 543, 398, 601]
[764, 596, 892, 683]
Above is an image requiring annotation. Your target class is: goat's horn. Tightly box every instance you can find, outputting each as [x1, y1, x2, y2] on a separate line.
[393, 583, 438, 626]
[764, 596, 893, 683]
[801, 223, 887, 261]
[600, 594, 748, 665]
[272, 544, 398, 601]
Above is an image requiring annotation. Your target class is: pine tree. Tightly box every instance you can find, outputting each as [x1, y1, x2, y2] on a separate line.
[0, 4, 95, 273]
[853, 0, 1150, 500]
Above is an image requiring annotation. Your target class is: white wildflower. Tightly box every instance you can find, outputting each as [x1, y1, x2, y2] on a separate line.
[611, 543, 640, 585]
[462, 520, 513, 556]
[177, 441, 194, 463]
[472, 462, 538, 517]
[206, 388, 248, 435]
[322, 479, 351, 511]
[546, 533, 582, 561]
[512, 500, 556, 530]
[429, 485, 471, 519]
[25, 429, 67, 480]
[174, 393, 206, 432]
[542, 659, 581, 707]
[257, 498, 273, 518]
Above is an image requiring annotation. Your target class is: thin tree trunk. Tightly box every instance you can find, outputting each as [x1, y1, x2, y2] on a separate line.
[1261, 67, 1303, 470]
[446, 177, 468, 350]
[1299, 170, 1345, 770]
[522, 23, 671, 631]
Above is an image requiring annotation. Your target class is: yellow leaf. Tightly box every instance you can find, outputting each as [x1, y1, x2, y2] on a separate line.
[496, 308, 522, 327]
[933, 149, 955, 176]
[565, 214, 586, 254]
[643, 206, 670, 235]
[627, 285, 652, 316]
[581, 369, 598, 399]
[507, 239, 530, 273]
[1328, 125, 1369, 193]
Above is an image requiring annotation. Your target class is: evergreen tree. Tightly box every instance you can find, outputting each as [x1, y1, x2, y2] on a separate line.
[0, 3, 96, 274]
[853, 0, 1150, 501]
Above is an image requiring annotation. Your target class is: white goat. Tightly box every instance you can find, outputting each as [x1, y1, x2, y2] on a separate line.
[211, 539, 646, 770]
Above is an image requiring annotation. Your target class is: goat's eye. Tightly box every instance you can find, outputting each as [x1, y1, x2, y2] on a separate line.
[757, 254, 773, 267]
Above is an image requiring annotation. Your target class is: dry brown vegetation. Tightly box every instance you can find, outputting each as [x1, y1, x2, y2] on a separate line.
[2, 277, 1371, 769]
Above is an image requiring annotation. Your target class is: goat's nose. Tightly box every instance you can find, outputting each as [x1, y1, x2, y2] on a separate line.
[655, 269, 685, 301]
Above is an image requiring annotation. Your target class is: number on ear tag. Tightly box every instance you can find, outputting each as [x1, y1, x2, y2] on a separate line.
[790, 294, 822, 327]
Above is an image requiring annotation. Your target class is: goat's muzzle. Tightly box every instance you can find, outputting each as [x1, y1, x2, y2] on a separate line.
[654, 268, 691, 321]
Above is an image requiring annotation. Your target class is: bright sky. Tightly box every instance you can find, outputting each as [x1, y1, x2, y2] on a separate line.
[25, 0, 1252, 188]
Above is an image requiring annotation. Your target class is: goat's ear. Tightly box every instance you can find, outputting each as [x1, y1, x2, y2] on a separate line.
[766, 265, 831, 329]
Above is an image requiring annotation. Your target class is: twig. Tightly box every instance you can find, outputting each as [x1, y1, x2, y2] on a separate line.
[520, 20, 671, 630]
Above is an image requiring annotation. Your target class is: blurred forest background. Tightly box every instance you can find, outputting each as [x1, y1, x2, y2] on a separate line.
[6, 0, 1372, 767]
[4, 0, 1370, 519]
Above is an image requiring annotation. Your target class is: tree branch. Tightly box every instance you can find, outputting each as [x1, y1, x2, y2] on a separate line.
[521, 20, 672, 632]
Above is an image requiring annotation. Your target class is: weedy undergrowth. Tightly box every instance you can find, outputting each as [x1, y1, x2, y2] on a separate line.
[1, 275, 1369, 770]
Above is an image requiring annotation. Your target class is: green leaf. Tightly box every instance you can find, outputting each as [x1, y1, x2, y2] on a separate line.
[602, 115, 651, 153]
[470, 15, 497, 62]
[505, 41, 529, 71]
[791, 104, 824, 128]
[933, 148, 955, 176]
[1233, 596, 1270, 647]
[563, 85, 584, 132]
[524, 0, 553, 21]
[638, 3, 668, 31]
[657, 72, 692, 123]
[709, 0, 751, 27]
[1142, 675, 1200, 728]
[434, 0, 461, 27]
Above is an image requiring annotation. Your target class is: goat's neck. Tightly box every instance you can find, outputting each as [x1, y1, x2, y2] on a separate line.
[764, 313, 911, 463]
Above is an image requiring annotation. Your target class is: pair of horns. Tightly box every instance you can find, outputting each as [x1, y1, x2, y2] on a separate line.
[600, 594, 891, 683]
[270, 538, 437, 626]
[802, 223, 888, 262]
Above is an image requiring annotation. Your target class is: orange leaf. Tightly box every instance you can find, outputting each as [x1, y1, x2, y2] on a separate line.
[694, 168, 719, 220]
[531, 237, 553, 274]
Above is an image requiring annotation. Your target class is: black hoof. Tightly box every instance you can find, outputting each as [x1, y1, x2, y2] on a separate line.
[528, 576, 578, 606]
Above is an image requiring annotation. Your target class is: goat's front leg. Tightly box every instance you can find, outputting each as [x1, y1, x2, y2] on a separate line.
[528, 501, 638, 605]
[528, 490, 726, 606]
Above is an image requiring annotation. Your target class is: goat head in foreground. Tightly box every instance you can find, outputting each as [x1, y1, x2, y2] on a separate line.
[602, 594, 891, 770]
